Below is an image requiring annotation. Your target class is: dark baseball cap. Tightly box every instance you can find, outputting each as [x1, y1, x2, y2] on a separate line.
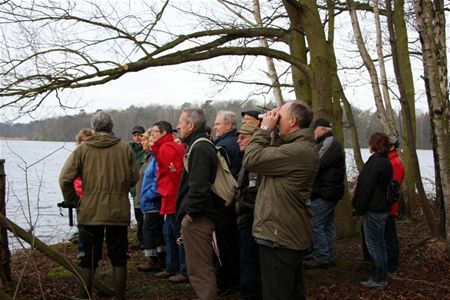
[241, 110, 262, 120]
[132, 126, 145, 134]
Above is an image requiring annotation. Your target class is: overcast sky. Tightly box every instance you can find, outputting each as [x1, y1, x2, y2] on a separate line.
[1, 0, 439, 124]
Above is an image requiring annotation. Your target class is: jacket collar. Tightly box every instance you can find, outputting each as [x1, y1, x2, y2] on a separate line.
[316, 131, 333, 144]
[214, 129, 237, 144]
[152, 133, 174, 156]
[280, 128, 315, 144]
[388, 150, 399, 160]
[183, 129, 209, 148]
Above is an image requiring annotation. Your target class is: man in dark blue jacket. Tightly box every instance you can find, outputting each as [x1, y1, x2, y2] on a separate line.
[305, 118, 346, 269]
[213, 110, 241, 294]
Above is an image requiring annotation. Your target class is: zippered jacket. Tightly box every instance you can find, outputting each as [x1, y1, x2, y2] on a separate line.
[140, 156, 161, 213]
[352, 153, 393, 215]
[151, 134, 186, 215]
[311, 131, 346, 202]
[59, 132, 138, 226]
[176, 130, 220, 223]
[243, 128, 319, 251]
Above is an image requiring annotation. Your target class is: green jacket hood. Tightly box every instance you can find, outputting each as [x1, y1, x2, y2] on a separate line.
[85, 132, 121, 148]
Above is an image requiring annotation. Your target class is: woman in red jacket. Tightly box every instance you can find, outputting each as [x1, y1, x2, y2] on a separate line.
[385, 135, 405, 273]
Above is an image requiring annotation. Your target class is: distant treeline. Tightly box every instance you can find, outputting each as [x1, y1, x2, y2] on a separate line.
[0, 100, 432, 149]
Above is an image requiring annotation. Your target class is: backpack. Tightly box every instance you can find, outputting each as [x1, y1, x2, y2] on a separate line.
[386, 178, 401, 205]
[183, 137, 238, 207]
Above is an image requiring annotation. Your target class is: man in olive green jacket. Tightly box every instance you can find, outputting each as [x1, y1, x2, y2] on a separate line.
[59, 111, 139, 299]
[243, 101, 319, 300]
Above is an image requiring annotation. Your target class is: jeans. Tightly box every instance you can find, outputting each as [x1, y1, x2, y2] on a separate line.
[240, 227, 262, 300]
[385, 215, 399, 272]
[363, 212, 389, 283]
[77, 225, 128, 268]
[259, 244, 308, 300]
[311, 198, 337, 263]
[163, 214, 187, 275]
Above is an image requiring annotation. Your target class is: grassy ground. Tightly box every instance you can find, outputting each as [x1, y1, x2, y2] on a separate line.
[4, 220, 450, 299]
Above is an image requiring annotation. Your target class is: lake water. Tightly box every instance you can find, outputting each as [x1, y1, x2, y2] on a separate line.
[0, 140, 436, 250]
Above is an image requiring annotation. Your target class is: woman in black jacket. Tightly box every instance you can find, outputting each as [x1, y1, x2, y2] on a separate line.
[353, 132, 393, 289]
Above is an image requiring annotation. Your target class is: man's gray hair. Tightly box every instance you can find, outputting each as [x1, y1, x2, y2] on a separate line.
[217, 110, 237, 128]
[182, 108, 206, 131]
[91, 110, 114, 132]
[288, 101, 313, 129]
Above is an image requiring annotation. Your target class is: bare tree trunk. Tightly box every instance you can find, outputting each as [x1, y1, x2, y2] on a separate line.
[0, 160, 12, 285]
[415, 0, 450, 248]
[346, 0, 396, 135]
[373, 0, 397, 132]
[253, 0, 284, 106]
[284, 0, 333, 118]
[338, 82, 364, 172]
[283, 1, 311, 104]
[325, 0, 356, 238]
[387, 0, 415, 218]
[387, 0, 430, 223]
[0, 214, 114, 296]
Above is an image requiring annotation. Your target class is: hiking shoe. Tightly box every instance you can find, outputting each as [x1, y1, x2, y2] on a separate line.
[168, 274, 189, 284]
[136, 258, 162, 272]
[303, 259, 330, 270]
[360, 279, 387, 288]
[155, 271, 176, 278]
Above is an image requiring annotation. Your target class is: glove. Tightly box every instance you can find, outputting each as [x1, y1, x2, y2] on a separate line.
[57, 200, 78, 209]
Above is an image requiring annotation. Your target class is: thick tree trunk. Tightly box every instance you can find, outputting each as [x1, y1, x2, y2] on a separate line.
[283, 1, 311, 104]
[415, 0, 450, 247]
[0, 214, 114, 296]
[388, 0, 417, 218]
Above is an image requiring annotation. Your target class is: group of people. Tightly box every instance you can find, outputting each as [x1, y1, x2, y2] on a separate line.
[59, 101, 404, 300]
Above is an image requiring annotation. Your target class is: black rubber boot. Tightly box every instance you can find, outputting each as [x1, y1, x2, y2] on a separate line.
[112, 266, 127, 300]
[79, 268, 94, 299]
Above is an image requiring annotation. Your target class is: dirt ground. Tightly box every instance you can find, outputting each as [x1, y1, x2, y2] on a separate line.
[4, 220, 450, 299]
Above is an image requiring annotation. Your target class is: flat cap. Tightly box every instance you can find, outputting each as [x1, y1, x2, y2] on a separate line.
[237, 124, 258, 135]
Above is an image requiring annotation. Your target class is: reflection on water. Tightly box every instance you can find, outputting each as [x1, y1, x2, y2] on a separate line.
[0, 140, 436, 250]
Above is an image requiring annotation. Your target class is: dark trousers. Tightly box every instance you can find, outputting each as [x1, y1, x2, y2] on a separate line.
[134, 207, 144, 246]
[77, 225, 128, 268]
[215, 208, 240, 290]
[240, 227, 262, 300]
[143, 212, 164, 255]
[385, 215, 399, 272]
[259, 245, 308, 300]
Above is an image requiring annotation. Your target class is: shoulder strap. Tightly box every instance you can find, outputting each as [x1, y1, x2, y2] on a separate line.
[184, 137, 215, 172]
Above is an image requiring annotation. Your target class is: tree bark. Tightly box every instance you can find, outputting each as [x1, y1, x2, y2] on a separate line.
[0, 214, 114, 296]
[346, 0, 396, 135]
[283, 1, 311, 104]
[0, 160, 12, 285]
[253, 0, 284, 106]
[415, 0, 450, 246]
